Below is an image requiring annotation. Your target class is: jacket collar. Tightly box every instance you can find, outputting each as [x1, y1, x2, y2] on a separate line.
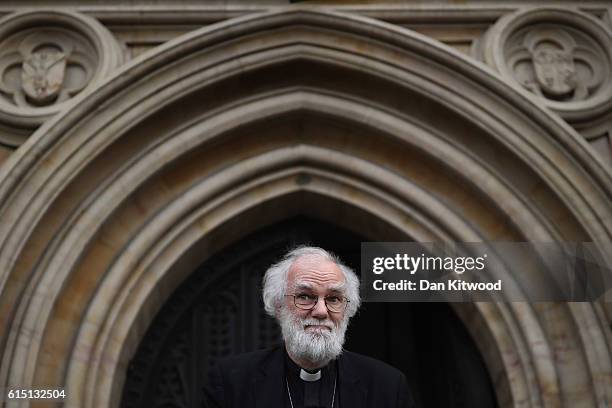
[254, 347, 366, 408]
[338, 350, 367, 408]
[254, 347, 285, 408]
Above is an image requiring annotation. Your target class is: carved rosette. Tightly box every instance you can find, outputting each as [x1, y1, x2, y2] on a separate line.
[474, 8, 612, 124]
[0, 10, 123, 146]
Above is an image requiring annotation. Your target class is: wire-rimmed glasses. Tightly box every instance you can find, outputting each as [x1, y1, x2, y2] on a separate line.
[284, 293, 349, 313]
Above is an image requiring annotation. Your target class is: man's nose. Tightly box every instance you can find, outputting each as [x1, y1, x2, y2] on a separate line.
[310, 298, 329, 318]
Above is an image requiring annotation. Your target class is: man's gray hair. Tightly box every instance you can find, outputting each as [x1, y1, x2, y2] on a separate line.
[262, 246, 361, 319]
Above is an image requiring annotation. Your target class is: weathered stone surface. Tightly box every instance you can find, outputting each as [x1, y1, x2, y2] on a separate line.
[0, 10, 123, 147]
[0, 4, 609, 408]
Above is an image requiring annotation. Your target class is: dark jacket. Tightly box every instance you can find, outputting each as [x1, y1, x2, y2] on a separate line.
[205, 346, 415, 408]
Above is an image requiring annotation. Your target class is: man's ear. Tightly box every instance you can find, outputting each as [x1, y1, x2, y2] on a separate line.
[274, 302, 284, 319]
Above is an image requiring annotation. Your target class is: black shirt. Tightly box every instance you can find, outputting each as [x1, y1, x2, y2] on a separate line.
[285, 353, 339, 408]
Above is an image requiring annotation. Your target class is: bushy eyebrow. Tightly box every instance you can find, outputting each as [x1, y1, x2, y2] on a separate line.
[292, 282, 346, 294]
[293, 282, 314, 292]
[326, 283, 346, 294]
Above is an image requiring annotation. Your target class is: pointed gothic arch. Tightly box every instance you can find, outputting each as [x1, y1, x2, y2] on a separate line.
[0, 9, 610, 408]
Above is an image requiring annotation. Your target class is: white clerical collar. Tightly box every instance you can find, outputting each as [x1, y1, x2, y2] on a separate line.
[300, 368, 321, 382]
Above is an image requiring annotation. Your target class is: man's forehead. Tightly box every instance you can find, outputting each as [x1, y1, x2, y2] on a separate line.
[287, 255, 345, 285]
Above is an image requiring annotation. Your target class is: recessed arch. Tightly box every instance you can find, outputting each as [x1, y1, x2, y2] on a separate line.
[0, 8, 610, 408]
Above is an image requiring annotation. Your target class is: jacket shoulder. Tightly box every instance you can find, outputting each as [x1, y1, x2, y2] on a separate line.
[342, 350, 405, 379]
[205, 346, 283, 406]
[341, 351, 414, 407]
[215, 346, 281, 371]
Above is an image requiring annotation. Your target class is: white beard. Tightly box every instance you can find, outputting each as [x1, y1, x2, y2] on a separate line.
[279, 307, 349, 368]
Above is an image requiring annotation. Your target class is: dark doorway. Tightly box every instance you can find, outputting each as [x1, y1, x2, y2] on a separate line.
[121, 216, 497, 408]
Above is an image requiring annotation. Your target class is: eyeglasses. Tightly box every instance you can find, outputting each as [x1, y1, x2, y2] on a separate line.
[285, 294, 349, 313]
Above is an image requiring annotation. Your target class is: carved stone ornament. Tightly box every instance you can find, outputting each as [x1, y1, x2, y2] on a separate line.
[474, 8, 612, 123]
[0, 10, 123, 146]
[21, 46, 68, 105]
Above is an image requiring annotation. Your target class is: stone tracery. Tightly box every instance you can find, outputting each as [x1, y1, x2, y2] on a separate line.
[0, 10, 122, 147]
[0, 6, 609, 408]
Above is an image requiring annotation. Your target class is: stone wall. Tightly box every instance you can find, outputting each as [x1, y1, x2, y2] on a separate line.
[0, 3, 610, 407]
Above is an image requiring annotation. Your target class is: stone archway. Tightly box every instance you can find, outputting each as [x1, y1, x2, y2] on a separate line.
[0, 9, 610, 408]
[120, 216, 498, 408]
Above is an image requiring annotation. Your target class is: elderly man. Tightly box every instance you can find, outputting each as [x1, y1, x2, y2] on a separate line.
[206, 246, 414, 408]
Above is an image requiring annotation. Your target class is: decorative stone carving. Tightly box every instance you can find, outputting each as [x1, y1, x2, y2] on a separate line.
[22, 49, 68, 105]
[0, 30, 95, 108]
[506, 27, 605, 103]
[0, 10, 123, 146]
[474, 8, 612, 124]
[530, 41, 577, 98]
